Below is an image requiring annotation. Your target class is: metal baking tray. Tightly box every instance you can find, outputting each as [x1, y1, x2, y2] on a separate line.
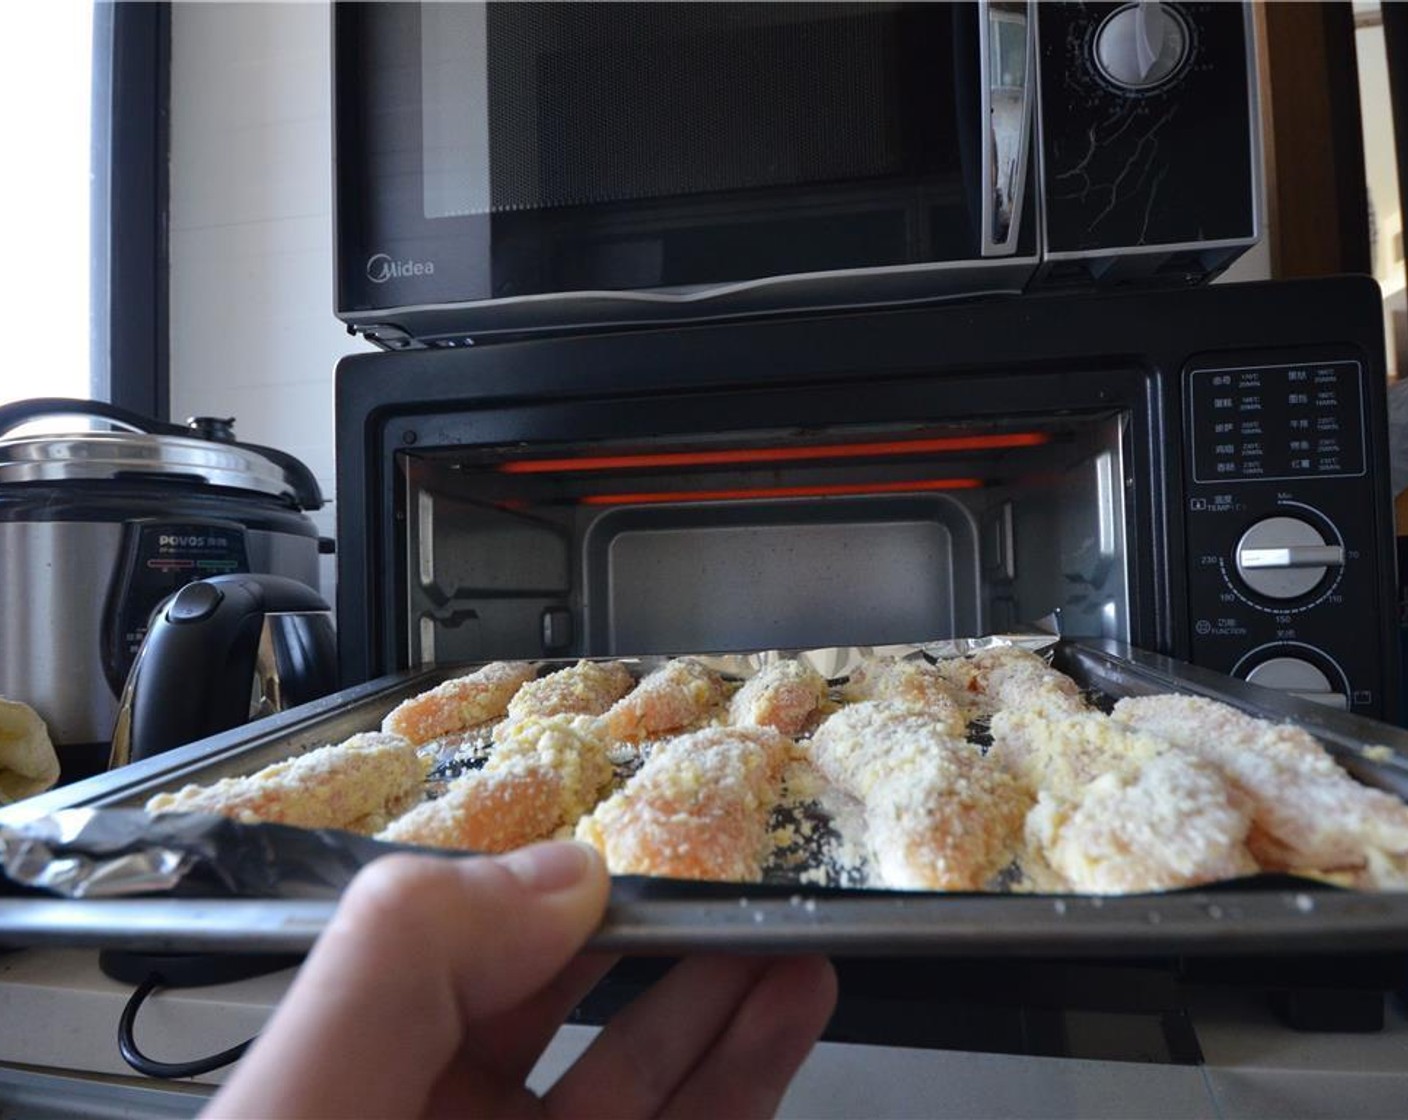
[5, 638, 1408, 957]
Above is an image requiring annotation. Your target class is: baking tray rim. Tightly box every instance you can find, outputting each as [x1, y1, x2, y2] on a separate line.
[1, 884, 1404, 958]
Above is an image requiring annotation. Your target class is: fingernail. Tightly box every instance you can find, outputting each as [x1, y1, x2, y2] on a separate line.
[497, 841, 595, 893]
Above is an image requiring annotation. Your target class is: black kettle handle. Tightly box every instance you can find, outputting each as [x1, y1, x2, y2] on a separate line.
[124, 574, 330, 764]
[0, 397, 324, 511]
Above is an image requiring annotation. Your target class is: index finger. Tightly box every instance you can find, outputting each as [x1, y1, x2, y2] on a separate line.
[546, 953, 837, 1119]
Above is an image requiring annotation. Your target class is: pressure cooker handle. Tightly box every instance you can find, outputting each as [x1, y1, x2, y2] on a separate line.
[118, 574, 333, 765]
[229, 439, 325, 512]
[0, 397, 192, 440]
[0, 397, 324, 511]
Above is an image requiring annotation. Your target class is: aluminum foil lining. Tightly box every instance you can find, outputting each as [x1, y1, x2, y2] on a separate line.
[682, 631, 1057, 683]
[0, 809, 429, 900]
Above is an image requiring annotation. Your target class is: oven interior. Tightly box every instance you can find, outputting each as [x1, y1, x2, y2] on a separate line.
[399, 411, 1128, 665]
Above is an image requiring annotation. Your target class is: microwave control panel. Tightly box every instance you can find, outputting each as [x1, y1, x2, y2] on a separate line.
[1181, 358, 1388, 717]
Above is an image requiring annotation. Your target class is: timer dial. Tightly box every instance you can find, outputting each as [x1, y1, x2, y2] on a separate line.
[1243, 656, 1346, 708]
[1234, 515, 1344, 601]
[1093, 2, 1190, 91]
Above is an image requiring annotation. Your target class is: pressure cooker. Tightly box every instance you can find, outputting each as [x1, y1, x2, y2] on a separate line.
[0, 398, 330, 781]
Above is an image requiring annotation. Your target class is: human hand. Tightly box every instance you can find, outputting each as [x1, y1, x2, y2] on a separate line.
[203, 842, 837, 1119]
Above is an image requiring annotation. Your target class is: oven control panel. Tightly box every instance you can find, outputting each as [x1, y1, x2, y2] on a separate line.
[1181, 358, 1388, 716]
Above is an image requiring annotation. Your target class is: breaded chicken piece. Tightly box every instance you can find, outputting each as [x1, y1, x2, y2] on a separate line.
[1026, 753, 1257, 894]
[382, 661, 537, 745]
[145, 732, 426, 834]
[575, 726, 790, 882]
[988, 706, 1168, 799]
[934, 646, 1086, 717]
[728, 660, 830, 736]
[493, 660, 635, 743]
[989, 705, 1255, 892]
[380, 766, 563, 855]
[1112, 694, 1408, 871]
[379, 715, 613, 853]
[840, 656, 968, 734]
[486, 715, 614, 819]
[600, 657, 727, 743]
[809, 702, 1028, 890]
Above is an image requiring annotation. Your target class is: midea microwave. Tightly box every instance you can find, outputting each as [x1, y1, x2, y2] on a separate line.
[332, 1, 1261, 348]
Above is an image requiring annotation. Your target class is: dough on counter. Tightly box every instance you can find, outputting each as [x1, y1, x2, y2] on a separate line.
[0, 698, 61, 803]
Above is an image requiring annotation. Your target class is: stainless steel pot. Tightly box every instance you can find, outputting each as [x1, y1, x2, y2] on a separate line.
[0, 398, 329, 780]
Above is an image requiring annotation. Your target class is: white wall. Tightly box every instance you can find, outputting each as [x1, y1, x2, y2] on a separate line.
[169, 1, 374, 605]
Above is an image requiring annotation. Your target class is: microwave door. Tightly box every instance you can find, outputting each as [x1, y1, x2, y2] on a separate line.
[478, 3, 996, 292]
[334, 2, 1034, 342]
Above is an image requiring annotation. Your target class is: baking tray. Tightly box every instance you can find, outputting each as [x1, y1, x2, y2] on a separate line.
[5, 638, 1408, 957]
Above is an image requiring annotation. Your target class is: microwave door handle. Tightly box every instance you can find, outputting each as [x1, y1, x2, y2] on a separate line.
[979, 0, 1035, 257]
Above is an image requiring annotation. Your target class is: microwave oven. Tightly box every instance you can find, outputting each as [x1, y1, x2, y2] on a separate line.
[332, 275, 1397, 723]
[332, 1, 1261, 349]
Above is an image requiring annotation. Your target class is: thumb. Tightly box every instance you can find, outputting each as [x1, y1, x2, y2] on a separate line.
[204, 843, 609, 1119]
[331, 842, 611, 1017]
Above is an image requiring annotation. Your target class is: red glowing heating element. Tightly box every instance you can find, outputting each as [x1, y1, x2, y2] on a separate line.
[495, 432, 1050, 474]
[580, 478, 984, 506]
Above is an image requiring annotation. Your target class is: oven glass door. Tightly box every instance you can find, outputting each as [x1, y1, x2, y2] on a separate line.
[335, 1, 1036, 314]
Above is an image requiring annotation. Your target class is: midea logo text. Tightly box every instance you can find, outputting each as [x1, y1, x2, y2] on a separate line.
[366, 253, 436, 283]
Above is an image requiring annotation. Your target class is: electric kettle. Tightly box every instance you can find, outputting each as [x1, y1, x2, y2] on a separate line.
[110, 573, 338, 767]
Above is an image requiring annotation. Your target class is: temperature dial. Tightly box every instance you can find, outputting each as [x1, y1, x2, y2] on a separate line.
[1234, 515, 1344, 600]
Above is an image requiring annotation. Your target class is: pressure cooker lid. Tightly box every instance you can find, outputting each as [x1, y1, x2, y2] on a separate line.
[0, 398, 322, 510]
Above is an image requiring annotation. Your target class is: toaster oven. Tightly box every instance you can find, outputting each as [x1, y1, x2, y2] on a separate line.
[334, 275, 1400, 723]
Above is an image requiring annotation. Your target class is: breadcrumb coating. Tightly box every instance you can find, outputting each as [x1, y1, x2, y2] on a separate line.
[1112, 694, 1408, 870]
[145, 732, 426, 834]
[988, 707, 1169, 798]
[494, 660, 635, 742]
[381, 661, 537, 745]
[810, 701, 1028, 890]
[840, 656, 968, 733]
[379, 766, 563, 854]
[989, 705, 1255, 892]
[378, 715, 613, 852]
[575, 726, 790, 882]
[728, 660, 830, 736]
[600, 658, 727, 743]
[489, 715, 615, 820]
[1026, 753, 1257, 894]
[934, 646, 1086, 717]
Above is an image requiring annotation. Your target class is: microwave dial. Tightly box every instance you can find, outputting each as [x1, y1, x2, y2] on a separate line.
[1093, 2, 1192, 92]
[1233, 515, 1345, 601]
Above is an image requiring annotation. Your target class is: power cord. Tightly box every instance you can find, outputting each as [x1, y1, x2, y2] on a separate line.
[100, 950, 304, 1080]
[117, 974, 255, 1078]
